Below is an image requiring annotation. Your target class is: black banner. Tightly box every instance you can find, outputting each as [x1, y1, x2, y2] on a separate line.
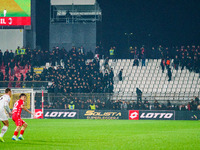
[44, 109, 78, 119]
[175, 111, 200, 120]
[79, 110, 128, 120]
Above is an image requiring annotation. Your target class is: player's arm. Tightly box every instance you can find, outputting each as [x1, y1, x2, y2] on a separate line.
[21, 105, 34, 115]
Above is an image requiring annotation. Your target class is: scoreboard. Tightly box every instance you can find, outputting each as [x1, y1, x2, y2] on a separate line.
[0, 0, 31, 26]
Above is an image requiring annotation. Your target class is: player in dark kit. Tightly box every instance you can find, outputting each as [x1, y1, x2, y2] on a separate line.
[12, 93, 34, 141]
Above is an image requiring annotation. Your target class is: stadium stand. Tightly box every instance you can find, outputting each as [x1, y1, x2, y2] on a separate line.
[100, 59, 200, 101]
[0, 45, 199, 111]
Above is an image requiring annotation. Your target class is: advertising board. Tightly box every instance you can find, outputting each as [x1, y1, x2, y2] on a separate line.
[44, 109, 78, 119]
[80, 110, 128, 120]
[129, 110, 175, 120]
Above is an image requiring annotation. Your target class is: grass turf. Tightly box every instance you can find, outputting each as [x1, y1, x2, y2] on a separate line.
[1, 119, 200, 150]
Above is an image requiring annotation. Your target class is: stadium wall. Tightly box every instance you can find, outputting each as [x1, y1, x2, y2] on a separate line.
[39, 109, 200, 120]
[0, 29, 24, 52]
[49, 23, 96, 52]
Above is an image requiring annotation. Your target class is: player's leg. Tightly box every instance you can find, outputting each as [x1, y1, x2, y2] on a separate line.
[0, 121, 3, 142]
[0, 112, 9, 142]
[18, 122, 28, 140]
[12, 117, 22, 141]
[12, 126, 21, 141]
[0, 120, 9, 139]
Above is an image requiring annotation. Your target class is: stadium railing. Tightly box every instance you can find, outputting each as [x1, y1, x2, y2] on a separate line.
[0, 81, 49, 90]
[36, 93, 200, 106]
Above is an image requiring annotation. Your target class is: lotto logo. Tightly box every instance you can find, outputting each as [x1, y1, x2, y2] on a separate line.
[129, 110, 139, 120]
[35, 109, 43, 119]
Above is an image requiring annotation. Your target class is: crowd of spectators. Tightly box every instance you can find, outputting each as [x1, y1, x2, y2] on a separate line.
[127, 45, 200, 81]
[1, 45, 200, 112]
[0, 46, 114, 93]
[35, 95, 200, 111]
[24, 47, 114, 93]
[0, 45, 199, 91]
[0, 46, 96, 79]
[154, 45, 200, 74]
[1, 45, 199, 79]
[126, 45, 200, 74]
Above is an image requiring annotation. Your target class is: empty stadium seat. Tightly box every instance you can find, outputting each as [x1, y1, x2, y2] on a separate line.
[101, 59, 200, 102]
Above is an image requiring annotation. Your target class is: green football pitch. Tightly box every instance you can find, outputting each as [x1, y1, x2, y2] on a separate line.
[1, 119, 200, 150]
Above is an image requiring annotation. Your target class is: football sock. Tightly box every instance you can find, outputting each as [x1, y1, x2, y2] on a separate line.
[14, 131, 19, 137]
[19, 130, 24, 137]
[0, 126, 8, 137]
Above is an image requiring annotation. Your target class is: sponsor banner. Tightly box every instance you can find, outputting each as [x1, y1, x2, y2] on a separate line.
[129, 110, 175, 120]
[129, 110, 139, 120]
[44, 109, 78, 119]
[34, 68, 44, 74]
[35, 109, 43, 119]
[79, 110, 128, 120]
[40, 110, 200, 120]
[0, 17, 31, 26]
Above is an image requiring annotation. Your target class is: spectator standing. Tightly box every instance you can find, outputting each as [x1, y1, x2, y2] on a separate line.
[161, 59, 165, 73]
[104, 57, 110, 70]
[5, 65, 9, 77]
[80, 46, 85, 54]
[133, 58, 139, 66]
[109, 47, 115, 60]
[66, 11, 71, 24]
[9, 50, 14, 61]
[109, 68, 114, 83]
[134, 47, 139, 59]
[121, 101, 127, 110]
[174, 55, 179, 70]
[136, 88, 142, 103]
[167, 68, 172, 81]
[89, 102, 96, 110]
[166, 57, 170, 69]
[9, 59, 15, 76]
[195, 96, 199, 104]
[4, 49, 9, 66]
[118, 69, 123, 81]
[141, 53, 146, 66]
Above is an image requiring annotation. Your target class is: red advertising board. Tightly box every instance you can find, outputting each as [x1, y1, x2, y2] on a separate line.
[0, 17, 31, 26]
[35, 109, 43, 119]
[129, 110, 139, 120]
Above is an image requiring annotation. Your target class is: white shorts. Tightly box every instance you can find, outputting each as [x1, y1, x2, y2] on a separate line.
[0, 110, 8, 121]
